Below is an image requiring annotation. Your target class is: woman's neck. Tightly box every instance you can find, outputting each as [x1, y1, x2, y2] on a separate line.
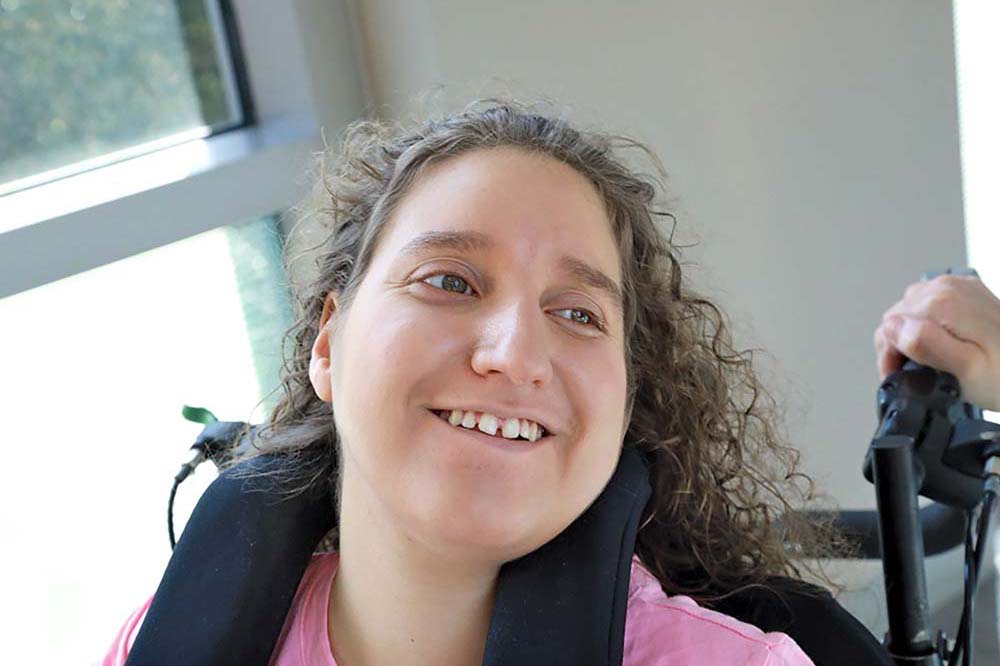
[328, 473, 500, 666]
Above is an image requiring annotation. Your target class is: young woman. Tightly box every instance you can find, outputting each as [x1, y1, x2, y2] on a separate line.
[103, 99, 1000, 665]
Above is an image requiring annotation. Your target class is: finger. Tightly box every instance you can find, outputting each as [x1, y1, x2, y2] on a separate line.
[884, 275, 999, 345]
[912, 277, 990, 342]
[875, 322, 907, 380]
[885, 314, 981, 379]
[881, 280, 947, 325]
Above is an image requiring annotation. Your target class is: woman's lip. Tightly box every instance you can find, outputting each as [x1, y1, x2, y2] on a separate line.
[425, 408, 548, 449]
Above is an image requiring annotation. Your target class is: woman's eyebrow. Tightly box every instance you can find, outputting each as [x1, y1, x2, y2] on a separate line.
[398, 230, 623, 313]
[559, 255, 623, 314]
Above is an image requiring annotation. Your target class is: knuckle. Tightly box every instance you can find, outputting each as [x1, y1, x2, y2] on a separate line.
[937, 276, 962, 298]
[904, 319, 928, 354]
[925, 290, 955, 318]
[932, 294, 966, 331]
[881, 305, 903, 325]
[936, 274, 963, 290]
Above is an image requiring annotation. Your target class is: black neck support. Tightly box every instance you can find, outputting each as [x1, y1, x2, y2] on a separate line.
[124, 446, 652, 666]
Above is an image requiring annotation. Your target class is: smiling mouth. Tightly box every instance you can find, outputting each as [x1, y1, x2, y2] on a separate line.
[428, 408, 550, 443]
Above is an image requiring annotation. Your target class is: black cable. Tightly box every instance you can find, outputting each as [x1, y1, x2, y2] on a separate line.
[168, 478, 180, 550]
[950, 462, 1000, 665]
[973, 490, 996, 588]
[964, 512, 974, 666]
[949, 507, 977, 666]
[967, 489, 997, 666]
[168, 446, 207, 551]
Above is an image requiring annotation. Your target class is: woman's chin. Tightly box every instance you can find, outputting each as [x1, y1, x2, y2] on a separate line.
[407, 500, 550, 562]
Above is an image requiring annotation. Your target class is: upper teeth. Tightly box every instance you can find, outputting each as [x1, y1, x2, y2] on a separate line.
[440, 410, 545, 443]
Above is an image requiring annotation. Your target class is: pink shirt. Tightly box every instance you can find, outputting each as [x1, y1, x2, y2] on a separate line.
[103, 553, 814, 665]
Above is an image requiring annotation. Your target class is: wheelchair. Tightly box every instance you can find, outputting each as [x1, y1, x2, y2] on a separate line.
[125, 275, 1000, 666]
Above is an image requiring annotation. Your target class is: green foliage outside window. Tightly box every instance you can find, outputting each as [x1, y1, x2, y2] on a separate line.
[0, 0, 237, 185]
[226, 216, 295, 416]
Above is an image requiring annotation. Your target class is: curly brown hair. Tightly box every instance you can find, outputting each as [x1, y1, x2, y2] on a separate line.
[235, 97, 850, 607]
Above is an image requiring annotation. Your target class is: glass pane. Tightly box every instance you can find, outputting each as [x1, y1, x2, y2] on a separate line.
[953, 0, 1000, 427]
[0, 0, 246, 192]
[0, 216, 291, 663]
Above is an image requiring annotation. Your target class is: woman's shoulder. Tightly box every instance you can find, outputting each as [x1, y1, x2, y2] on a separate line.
[624, 555, 815, 666]
[269, 551, 341, 666]
[281, 549, 341, 624]
[101, 552, 341, 666]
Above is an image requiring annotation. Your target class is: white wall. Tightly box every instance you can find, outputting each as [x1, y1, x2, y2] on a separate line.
[345, 0, 968, 637]
[0, 0, 975, 653]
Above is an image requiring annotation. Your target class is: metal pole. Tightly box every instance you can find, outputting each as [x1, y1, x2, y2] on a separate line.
[872, 434, 943, 665]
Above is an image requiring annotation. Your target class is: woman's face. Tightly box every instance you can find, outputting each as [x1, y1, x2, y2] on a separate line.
[310, 146, 629, 563]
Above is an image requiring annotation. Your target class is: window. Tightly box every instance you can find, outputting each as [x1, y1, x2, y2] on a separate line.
[0, 0, 250, 195]
[953, 0, 999, 427]
[0, 0, 360, 660]
[0, 216, 292, 663]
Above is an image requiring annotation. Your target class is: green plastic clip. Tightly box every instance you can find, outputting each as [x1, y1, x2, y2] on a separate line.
[182, 405, 218, 425]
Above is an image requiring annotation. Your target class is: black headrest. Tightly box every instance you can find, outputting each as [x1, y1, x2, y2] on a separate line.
[126, 446, 652, 665]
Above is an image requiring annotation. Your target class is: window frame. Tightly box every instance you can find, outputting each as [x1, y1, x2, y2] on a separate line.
[0, 0, 368, 299]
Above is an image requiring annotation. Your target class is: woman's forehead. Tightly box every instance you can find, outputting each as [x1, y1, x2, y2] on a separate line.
[407, 146, 606, 214]
[380, 148, 621, 281]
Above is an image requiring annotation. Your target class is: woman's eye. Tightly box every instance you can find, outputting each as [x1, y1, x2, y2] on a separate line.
[554, 308, 605, 331]
[423, 273, 475, 296]
[421, 274, 605, 332]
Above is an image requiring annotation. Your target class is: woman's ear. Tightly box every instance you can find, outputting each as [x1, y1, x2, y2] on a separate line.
[309, 292, 339, 403]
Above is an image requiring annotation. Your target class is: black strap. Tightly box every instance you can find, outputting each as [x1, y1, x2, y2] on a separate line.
[126, 454, 334, 665]
[125, 447, 652, 666]
[483, 446, 652, 665]
[713, 580, 895, 666]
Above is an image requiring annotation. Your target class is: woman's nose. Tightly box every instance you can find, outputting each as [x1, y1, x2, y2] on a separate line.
[469, 301, 554, 387]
